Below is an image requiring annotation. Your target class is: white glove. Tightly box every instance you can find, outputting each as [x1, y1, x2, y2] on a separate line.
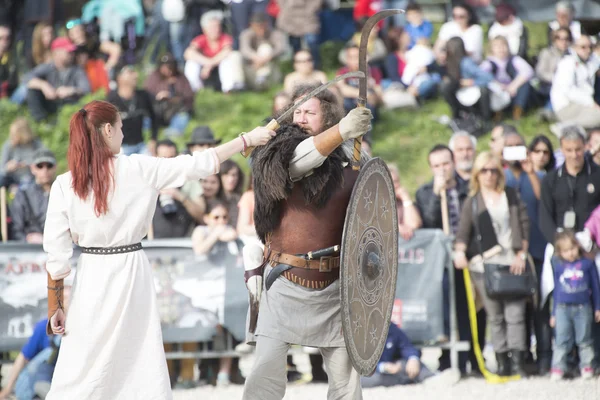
[576, 229, 593, 253]
[339, 108, 373, 141]
[243, 244, 264, 301]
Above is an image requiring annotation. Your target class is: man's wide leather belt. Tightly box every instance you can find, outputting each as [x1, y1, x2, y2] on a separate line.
[268, 251, 340, 272]
[267, 251, 340, 290]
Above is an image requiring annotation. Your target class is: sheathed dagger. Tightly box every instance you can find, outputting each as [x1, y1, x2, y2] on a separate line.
[353, 9, 406, 170]
[241, 71, 365, 158]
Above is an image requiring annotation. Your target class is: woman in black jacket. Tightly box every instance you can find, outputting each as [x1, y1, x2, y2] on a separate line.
[454, 151, 530, 377]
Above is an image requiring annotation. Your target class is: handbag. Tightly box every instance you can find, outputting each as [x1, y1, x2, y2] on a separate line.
[471, 197, 537, 300]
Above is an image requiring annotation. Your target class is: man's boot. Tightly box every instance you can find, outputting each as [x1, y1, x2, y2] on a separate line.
[496, 352, 510, 376]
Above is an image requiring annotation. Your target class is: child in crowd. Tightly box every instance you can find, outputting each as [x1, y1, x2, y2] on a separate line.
[549, 231, 600, 381]
[192, 199, 238, 255]
[404, 3, 433, 50]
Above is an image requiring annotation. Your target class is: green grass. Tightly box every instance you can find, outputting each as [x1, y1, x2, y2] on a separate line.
[0, 21, 557, 196]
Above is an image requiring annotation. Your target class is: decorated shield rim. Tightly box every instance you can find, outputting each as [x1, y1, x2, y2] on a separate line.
[340, 157, 399, 376]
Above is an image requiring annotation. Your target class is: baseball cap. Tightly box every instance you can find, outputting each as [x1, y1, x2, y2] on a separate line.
[51, 37, 77, 52]
[32, 148, 56, 166]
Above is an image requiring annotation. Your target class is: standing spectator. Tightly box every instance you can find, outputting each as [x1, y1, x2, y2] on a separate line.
[336, 43, 382, 119]
[586, 128, 600, 167]
[449, 130, 476, 185]
[162, 0, 187, 65]
[0, 24, 18, 100]
[151, 140, 202, 237]
[276, 0, 322, 69]
[184, 10, 245, 93]
[441, 37, 493, 122]
[361, 323, 435, 387]
[455, 151, 530, 377]
[415, 144, 484, 375]
[239, 13, 287, 91]
[283, 50, 327, 95]
[229, 0, 270, 50]
[404, 3, 433, 50]
[141, 0, 169, 62]
[237, 177, 257, 244]
[549, 231, 600, 381]
[550, 35, 600, 131]
[9, 148, 56, 244]
[0, 118, 43, 188]
[26, 37, 91, 122]
[529, 135, 556, 173]
[388, 163, 421, 241]
[480, 36, 534, 121]
[534, 27, 571, 121]
[272, 91, 291, 115]
[548, 1, 584, 46]
[220, 160, 245, 228]
[21, 0, 65, 70]
[487, 3, 528, 60]
[435, 3, 483, 63]
[107, 65, 158, 156]
[145, 53, 194, 137]
[488, 123, 517, 161]
[503, 132, 551, 374]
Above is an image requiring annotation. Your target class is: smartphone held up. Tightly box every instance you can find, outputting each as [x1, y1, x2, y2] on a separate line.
[503, 146, 528, 162]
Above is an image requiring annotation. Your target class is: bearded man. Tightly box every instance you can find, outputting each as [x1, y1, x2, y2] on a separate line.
[242, 83, 372, 400]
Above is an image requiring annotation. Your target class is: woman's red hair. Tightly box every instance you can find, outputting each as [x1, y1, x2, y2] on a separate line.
[68, 100, 118, 216]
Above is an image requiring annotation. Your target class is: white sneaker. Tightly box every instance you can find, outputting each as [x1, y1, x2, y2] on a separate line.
[217, 372, 230, 387]
[581, 367, 594, 380]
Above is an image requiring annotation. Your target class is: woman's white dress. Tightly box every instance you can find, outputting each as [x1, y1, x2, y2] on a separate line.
[43, 150, 221, 400]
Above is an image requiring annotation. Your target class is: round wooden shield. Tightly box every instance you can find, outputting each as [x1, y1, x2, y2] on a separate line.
[340, 157, 399, 376]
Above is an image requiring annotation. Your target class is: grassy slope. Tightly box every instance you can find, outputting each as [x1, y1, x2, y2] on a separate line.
[0, 21, 555, 195]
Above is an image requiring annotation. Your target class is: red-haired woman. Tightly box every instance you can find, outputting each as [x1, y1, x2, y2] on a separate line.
[42, 100, 273, 399]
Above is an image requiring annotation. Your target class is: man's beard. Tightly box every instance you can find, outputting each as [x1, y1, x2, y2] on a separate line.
[457, 160, 473, 172]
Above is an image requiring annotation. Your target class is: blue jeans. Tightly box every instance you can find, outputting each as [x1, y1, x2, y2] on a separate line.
[165, 112, 190, 137]
[169, 22, 186, 66]
[552, 304, 595, 371]
[142, 0, 169, 61]
[289, 33, 321, 69]
[383, 0, 408, 27]
[10, 83, 27, 105]
[418, 74, 442, 99]
[121, 142, 148, 156]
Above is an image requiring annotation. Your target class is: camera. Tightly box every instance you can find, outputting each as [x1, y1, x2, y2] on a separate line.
[159, 194, 177, 215]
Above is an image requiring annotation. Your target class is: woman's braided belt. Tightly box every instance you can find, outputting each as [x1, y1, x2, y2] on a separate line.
[80, 243, 143, 254]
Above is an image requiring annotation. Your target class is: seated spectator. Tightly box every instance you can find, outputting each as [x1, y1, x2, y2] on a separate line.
[548, 1, 584, 46]
[441, 37, 494, 122]
[387, 163, 422, 240]
[528, 135, 556, 173]
[402, 38, 439, 102]
[380, 27, 417, 109]
[487, 3, 528, 60]
[67, 18, 122, 92]
[404, 3, 433, 50]
[272, 91, 291, 115]
[360, 323, 438, 387]
[26, 37, 91, 122]
[435, 3, 483, 63]
[283, 50, 327, 95]
[0, 118, 43, 189]
[31, 22, 54, 68]
[480, 35, 534, 120]
[9, 148, 56, 243]
[534, 27, 572, 121]
[0, 24, 18, 101]
[340, 19, 386, 69]
[0, 287, 70, 400]
[276, 0, 323, 69]
[353, 0, 383, 31]
[220, 160, 244, 228]
[151, 140, 202, 237]
[550, 35, 600, 131]
[336, 43, 382, 119]
[184, 10, 245, 93]
[107, 64, 158, 156]
[239, 13, 287, 91]
[144, 53, 194, 137]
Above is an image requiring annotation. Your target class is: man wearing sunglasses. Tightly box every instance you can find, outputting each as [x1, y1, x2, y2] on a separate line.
[9, 148, 56, 244]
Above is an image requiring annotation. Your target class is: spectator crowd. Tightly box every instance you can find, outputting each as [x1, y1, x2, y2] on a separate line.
[1, 0, 600, 396]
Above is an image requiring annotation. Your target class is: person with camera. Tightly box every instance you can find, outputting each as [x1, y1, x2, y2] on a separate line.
[503, 132, 551, 374]
[151, 140, 205, 238]
[454, 151, 530, 377]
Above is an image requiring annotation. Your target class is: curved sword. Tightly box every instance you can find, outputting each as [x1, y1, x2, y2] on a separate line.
[352, 9, 406, 170]
[241, 71, 365, 158]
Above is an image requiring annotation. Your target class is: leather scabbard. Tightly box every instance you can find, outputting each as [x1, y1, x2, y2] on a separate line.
[47, 274, 64, 335]
[265, 263, 293, 291]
